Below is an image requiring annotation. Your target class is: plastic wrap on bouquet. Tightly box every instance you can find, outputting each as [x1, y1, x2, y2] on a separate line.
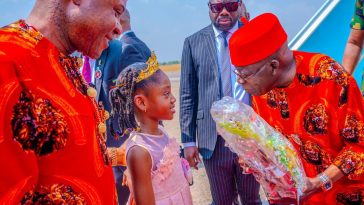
[211, 96, 307, 203]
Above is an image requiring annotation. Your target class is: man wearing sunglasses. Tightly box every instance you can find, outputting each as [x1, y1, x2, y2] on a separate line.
[180, 0, 261, 204]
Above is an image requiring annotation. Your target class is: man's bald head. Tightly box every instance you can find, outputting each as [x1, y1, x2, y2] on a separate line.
[120, 9, 132, 34]
[27, 0, 127, 58]
[120, 9, 130, 23]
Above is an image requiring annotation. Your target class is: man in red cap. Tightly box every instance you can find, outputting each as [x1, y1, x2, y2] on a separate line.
[229, 13, 364, 204]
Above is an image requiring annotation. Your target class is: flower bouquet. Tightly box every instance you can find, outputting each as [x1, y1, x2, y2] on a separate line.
[210, 97, 307, 203]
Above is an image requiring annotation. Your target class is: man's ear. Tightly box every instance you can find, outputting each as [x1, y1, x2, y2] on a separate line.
[245, 12, 250, 21]
[133, 94, 148, 112]
[72, 0, 81, 6]
[271, 59, 279, 74]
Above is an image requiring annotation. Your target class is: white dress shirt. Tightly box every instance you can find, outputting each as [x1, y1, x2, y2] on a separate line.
[183, 22, 250, 148]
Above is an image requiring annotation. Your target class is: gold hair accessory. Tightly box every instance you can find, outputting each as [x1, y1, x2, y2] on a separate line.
[136, 51, 159, 83]
[110, 51, 159, 90]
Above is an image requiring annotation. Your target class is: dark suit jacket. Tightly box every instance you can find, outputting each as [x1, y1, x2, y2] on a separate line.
[180, 25, 222, 159]
[95, 32, 151, 148]
[120, 31, 151, 61]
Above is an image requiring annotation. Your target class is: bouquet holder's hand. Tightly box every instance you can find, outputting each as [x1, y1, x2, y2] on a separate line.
[184, 146, 201, 170]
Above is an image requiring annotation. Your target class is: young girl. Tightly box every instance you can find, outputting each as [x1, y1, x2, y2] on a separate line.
[109, 53, 193, 205]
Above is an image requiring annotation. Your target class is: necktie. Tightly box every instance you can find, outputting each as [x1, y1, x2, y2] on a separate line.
[82, 56, 92, 84]
[220, 31, 232, 97]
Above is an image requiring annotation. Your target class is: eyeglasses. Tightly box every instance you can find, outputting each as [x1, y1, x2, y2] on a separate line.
[208, 1, 240, 13]
[234, 61, 268, 82]
[233, 69, 256, 81]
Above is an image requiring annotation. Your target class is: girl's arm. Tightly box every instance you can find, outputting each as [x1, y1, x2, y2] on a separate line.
[127, 146, 155, 205]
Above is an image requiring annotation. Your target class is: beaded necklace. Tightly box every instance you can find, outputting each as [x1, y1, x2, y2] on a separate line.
[12, 20, 111, 165]
[59, 53, 110, 165]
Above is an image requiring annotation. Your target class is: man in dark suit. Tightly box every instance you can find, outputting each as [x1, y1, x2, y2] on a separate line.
[180, 0, 261, 204]
[82, 9, 151, 205]
[95, 9, 151, 112]
[119, 9, 151, 61]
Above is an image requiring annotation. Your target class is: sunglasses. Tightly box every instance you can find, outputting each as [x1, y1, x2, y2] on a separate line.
[208, 1, 240, 13]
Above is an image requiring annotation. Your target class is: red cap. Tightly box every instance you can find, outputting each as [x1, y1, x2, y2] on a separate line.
[229, 13, 287, 67]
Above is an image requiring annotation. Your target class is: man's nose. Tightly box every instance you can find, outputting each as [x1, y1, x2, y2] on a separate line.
[219, 7, 230, 15]
[171, 94, 176, 103]
[237, 76, 246, 84]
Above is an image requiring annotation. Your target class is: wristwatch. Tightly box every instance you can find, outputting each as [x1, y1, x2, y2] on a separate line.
[318, 173, 332, 191]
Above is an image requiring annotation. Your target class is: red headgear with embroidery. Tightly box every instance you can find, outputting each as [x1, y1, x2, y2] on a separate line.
[229, 13, 287, 67]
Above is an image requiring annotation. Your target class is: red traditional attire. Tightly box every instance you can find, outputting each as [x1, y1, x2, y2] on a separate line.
[252, 51, 364, 204]
[0, 21, 117, 204]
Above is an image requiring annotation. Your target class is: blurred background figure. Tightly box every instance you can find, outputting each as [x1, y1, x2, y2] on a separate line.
[343, 0, 364, 96]
[119, 9, 151, 61]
